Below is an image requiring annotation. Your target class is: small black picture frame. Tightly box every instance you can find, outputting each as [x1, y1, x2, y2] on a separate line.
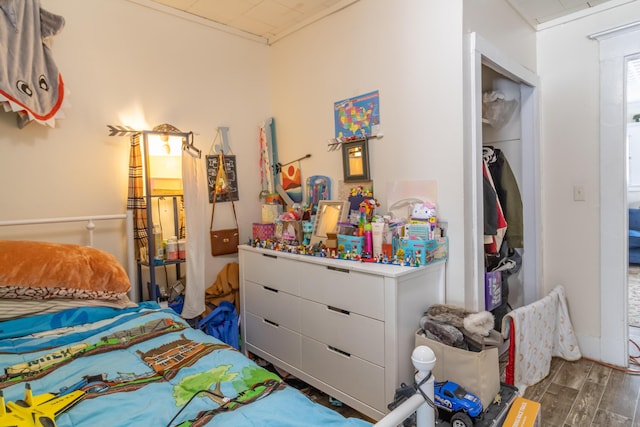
[206, 154, 239, 203]
[341, 139, 370, 182]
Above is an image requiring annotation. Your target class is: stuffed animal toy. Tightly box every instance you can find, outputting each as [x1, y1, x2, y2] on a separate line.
[0, 0, 65, 128]
[425, 304, 495, 337]
[419, 317, 466, 349]
[411, 201, 437, 221]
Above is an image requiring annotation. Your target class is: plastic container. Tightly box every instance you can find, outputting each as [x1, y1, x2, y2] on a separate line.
[153, 224, 163, 260]
[178, 239, 186, 259]
[363, 223, 373, 256]
[166, 236, 178, 261]
[371, 221, 385, 257]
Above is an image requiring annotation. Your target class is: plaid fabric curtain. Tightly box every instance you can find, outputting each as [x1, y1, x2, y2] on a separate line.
[127, 133, 147, 261]
[178, 196, 186, 239]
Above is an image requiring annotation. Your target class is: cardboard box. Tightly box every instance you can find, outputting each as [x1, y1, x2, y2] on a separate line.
[252, 223, 275, 240]
[393, 237, 427, 264]
[393, 237, 448, 265]
[503, 397, 541, 427]
[337, 234, 363, 255]
[275, 220, 302, 243]
[325, 232, 337, 249]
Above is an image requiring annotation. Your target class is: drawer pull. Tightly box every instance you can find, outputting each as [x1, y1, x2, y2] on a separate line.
[264, 319, 279, 327]
[327, 305, 350, 316]
[327, 266, 350, 274]
[328, 345, 351, 358]
[263, 286, 279, 293]
[262, 253, 278, 259]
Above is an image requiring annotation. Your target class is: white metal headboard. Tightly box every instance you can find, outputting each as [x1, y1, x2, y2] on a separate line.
[0, 212, 138, 302]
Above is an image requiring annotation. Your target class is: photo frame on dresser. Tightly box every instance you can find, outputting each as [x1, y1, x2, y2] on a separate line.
[310, 200, 349, 246]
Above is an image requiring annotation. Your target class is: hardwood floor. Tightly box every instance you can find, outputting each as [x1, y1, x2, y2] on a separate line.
[522, 327, 640, 427]
[278, 324, 640, 426]
[305, 328, 640, 426]
[299, 383, 377, 423]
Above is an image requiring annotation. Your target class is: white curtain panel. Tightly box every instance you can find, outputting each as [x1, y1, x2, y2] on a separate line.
[181, 152, 206, 319]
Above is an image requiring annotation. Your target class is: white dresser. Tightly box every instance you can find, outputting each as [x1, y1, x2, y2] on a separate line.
[238, 244, 445, 420]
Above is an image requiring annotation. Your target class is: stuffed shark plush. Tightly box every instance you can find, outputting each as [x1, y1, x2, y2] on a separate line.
[0, 0, 65, 128]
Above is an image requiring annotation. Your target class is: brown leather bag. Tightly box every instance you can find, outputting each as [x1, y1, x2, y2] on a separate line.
[210, 152, 239, 256]
[210, 199, 239, 256]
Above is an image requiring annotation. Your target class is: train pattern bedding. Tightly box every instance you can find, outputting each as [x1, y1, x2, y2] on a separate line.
[0, 240, 371, 426]
[0, 302, 372, 426]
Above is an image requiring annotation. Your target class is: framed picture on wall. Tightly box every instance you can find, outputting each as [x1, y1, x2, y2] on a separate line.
[207, 154, 239, 202]
[341, 139, 370, 182]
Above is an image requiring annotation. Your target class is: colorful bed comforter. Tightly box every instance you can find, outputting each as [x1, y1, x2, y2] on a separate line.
[0, 302, 372, 426]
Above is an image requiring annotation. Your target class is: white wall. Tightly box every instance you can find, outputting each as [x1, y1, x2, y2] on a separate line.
[268, 0, 535, 306]
[463, 0, 537, 73]
[0, 0, 538, 315]
[269, 0, 468, 304]
[538, 1, 640, 357]
[0, 0, 270, 295]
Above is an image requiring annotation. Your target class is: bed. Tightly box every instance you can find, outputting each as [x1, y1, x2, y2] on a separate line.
[0, 213, 385, 427]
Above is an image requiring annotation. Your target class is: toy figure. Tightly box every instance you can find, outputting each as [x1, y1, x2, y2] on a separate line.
[302, 220, 313, 245]
[411, 201, 437, 221]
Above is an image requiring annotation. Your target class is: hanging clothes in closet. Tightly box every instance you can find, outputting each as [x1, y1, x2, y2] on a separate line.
[483, 146, 524, 330]
[482, 146, 524, 270]
[484, 147, 523, 249]
[483, 158, 507, 255]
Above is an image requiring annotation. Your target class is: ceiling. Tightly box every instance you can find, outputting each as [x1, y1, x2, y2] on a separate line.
[143, 0, 624, 43]
[141, 0, 640, 100]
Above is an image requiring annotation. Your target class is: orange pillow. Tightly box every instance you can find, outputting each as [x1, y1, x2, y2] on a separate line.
[0, 240, 130, 300]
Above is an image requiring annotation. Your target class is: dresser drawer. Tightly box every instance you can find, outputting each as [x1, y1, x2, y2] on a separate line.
[245, 312, 301, 368]
[300, 299, 384, 366]
[243, 250, 301, 295]
[244, 281, 301, 332]
[300, 263, 384, 320]
[302, 336, 385, 411]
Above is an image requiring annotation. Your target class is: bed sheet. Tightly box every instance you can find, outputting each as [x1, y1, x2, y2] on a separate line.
[0, 303, 372, 427]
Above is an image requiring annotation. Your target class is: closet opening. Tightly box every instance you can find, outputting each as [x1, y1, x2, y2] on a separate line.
[468, 33, 540, 316]
[481, 67, 525, 325]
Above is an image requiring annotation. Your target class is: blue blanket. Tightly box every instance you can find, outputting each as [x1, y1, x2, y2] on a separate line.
[0, 304, 372, 427]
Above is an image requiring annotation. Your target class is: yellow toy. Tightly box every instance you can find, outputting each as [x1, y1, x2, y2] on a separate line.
[0, 383, 84, 427]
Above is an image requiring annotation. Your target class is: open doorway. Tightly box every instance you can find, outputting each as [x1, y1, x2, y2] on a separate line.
[626, 56, 640, 337]
[595, 24, 640, 367]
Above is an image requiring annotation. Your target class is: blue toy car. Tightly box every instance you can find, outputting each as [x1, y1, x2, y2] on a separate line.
[433, 380, 483, 427]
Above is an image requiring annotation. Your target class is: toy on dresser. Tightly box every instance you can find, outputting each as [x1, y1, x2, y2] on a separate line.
[393, 201, 448, 266]
[248, 198, 448, 267]
[411, 201, 437, 222]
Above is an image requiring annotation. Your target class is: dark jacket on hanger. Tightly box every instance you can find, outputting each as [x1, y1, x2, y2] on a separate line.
[488, 149, 523, 249]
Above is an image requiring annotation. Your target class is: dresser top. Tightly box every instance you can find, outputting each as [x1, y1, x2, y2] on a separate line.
[238, 244, 445, 278]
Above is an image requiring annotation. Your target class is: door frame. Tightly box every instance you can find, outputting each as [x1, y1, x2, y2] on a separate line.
[592, 23, 640, 367]
[466, 33, 541, 311]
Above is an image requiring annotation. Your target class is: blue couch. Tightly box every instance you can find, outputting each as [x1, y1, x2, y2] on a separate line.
[630, 208, 640, 264]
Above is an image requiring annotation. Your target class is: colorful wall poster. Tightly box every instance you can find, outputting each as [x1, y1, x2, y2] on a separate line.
[281, 161, 303, 203]
[334, 90, 380, 139]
